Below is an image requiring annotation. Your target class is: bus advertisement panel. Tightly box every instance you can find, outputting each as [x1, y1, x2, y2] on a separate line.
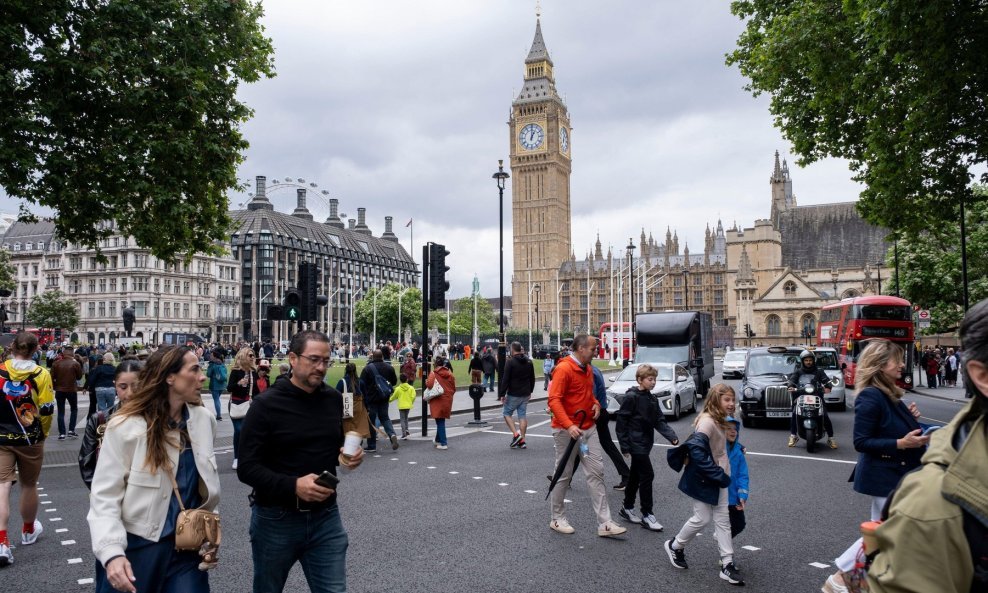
[599, 322, 633, 360]
[817, 296, 914, 388]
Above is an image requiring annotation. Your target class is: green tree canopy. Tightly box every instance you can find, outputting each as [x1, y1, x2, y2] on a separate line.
[428, 295, 499, 336]
[0, 1, 275, 261]
[892, 186, 988, 333]
[27, 290, 80, 331]
[353, 284, 422, 337]
[0, 250, 15, 293]
[727, 0, 988, 232]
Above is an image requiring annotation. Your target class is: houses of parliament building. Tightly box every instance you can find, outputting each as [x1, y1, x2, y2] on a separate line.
[508, 18, 891, 345]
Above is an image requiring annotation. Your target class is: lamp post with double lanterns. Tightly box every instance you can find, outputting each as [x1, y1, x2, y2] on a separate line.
[627, 238, 636, 346]
[492, 160, 510, 383]
[533, 283, 541, 352]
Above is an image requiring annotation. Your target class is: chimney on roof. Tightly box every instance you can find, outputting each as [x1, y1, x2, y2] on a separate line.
[381, 216, 399, 242]
[292, 189, 313, 221]
[354, 207, 372, 235]
[348, 218, 356, 230]
[325, 198, 344, 228]
[248, 175, 274, 211]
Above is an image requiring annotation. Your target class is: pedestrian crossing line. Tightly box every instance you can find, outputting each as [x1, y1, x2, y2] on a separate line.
[78, 578, 94, 585]
[390, 458, 399, 461]
[427, 466, 437, 469]
[563, 499, 572, 503]
[528, 419, 552, 429]
[449, 471, 459, 475]
[488, 430, 553, 439]
[498, 483, 509, 486]
[524, 490, 538, 494]
[56, 528, 68, 533]
[48, 517, 62, 522]
[41, 500, 52, 504]
[472, 476, 483, 480]
[742, 545, 760, 551]
[809, 562, 831, 569]
[408, 461, 417, 465]
[61, 540, 76, 545]
[67, 558, 83, 564]
[38, 493, 48, 497]
[37, 487, 44, 491]
[45, 508, 57, 512]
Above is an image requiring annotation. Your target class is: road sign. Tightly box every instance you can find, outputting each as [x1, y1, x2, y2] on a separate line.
[918, 309, 931, 320]
[919, 319, 931, 329]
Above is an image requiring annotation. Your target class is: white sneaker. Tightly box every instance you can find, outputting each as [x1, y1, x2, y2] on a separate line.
[0, 541, 12, 567]
[822, 573, 850, 593]
[232, 458, 238, 470]
[21, 520, 42, 545]
[549, 518, 575, 534]
[640, 514, 664, 531]
[618, 507, 642, 523]
[597, 520, 628, 538]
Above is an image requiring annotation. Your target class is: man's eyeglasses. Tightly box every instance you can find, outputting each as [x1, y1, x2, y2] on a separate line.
[298, 354, 332, 367]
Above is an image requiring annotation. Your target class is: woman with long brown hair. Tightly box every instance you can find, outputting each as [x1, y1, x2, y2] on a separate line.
[851, 339, 928, 521]
[88, 346, 219, 593]
[227, 347, 261, 470]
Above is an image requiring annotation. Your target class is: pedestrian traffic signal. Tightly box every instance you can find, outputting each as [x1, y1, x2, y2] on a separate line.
[284, 289, 301, 322]
[744, 323, 755, 338]
[267, 305, 284, 321]
[428, 243, 450, 310]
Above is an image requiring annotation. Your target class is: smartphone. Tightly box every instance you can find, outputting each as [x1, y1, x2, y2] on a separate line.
[315, 470, 340, 489]
[921, 425, 941, 437]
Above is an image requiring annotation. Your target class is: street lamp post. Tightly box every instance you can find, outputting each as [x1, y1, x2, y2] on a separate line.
[627, 239, 636, 352]
[492, 160, 510, 383]
[154, 291, 161, 344]
[876, 263, 883, 295]
[555, 272, 563, 349]
[397, 285, 408, 344]
[533, 284, 541, 351]
[21, 299, 27, 331]
[348, 287, 364, 359]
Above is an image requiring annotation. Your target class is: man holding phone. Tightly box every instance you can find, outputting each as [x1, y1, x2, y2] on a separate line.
[237, 330, 364, 593]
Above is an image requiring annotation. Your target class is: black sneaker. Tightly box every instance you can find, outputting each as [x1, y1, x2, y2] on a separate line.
[510, 433, 522, 448]
[720, 562, 744, 586]
[518, 439, 527, 449]
[57, 434, 66, 440]
[664, 539, 688, 570]
[67, 431, 79, 438]
[613, 478, 628, 491]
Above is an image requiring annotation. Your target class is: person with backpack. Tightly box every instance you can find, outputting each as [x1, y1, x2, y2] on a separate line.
[0, 332, 55, 567]
[206, 351, 228, 421]
[359, 349, 399, 452]
[823, 299, 988, 593]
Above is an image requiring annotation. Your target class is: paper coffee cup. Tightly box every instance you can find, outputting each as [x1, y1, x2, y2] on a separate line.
[342, 431, 362, 457]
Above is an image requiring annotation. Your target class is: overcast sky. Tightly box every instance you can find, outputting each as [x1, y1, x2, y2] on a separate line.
[2, 1, 866, 298]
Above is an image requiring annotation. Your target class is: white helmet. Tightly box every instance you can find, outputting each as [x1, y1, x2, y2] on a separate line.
[799, 350, 814, 362]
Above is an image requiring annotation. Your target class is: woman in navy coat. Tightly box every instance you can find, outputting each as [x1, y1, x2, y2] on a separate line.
[852, 339, 930, 520]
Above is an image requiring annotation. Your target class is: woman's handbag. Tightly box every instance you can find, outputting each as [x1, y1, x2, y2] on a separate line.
[423, 378, 444, 402]
[169, 474, 221, 570]
[228, 372, 253, 420]
[341, 379, 371, 439]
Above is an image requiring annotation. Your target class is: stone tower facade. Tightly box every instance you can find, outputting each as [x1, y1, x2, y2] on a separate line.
[509, 18, 572, 329]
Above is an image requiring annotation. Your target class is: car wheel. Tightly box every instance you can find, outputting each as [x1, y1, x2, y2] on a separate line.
[741, 414, 754, 429]
[833, 400, 847, 412]
[671, 397, 681, 421]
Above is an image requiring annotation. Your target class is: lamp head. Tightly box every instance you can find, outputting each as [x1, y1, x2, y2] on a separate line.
[493, 159, 510, 190]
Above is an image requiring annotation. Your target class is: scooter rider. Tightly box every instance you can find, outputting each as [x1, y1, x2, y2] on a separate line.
[786, 350, 837, 449]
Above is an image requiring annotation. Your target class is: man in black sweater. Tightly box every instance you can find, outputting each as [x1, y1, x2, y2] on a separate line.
[237, 330, 364, 593]
[358, 349, 400, 452]
[498, 341, 536, 449]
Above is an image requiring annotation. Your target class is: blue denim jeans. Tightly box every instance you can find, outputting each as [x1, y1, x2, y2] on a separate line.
[435, 418, 447, 446]
[484, 373, 495, 391]
[95, 534, 207, 593]
[210, 389, 223, 419]
[95, 387, 116, 412]
[250, 503, 348, 593]
[232, 418, 244, 459]
[55, 391, 78, 436]
[365, 401, 396, 449]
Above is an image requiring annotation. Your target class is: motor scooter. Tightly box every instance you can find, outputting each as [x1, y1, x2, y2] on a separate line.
[790, 375, 827, 453]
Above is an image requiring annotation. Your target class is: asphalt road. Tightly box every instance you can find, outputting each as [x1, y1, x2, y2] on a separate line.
[3, 360, 972, 592]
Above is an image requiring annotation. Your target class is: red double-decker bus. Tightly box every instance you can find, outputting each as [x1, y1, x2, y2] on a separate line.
[817, 296, 914, 388]
[599, 322, 634, 360]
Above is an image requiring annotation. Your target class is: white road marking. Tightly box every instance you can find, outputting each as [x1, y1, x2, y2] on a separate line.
[390, 458, 399, 461]
[41, 500, 51, 505]
[488, 430, 552, 439]
[408, 461, 417, 465]
[373, 454, 381, 458]
[68, 558, 83, 564]
[44, 508, 57, 512]
[742, 545, 760, 551]
[48, 517, 61, 522]
[564, 499, 572, 503]
[61, 539, 76, 545]
[56, 528, 68, 533]
[744, 451, 856, 465]
[449, 471, 459, 475]
[427, 466, 436, 469]
[38, 493, 48, 497]
[528, 419, 553, 429]
[37, 487, 44, 491]
[498, 483, 509, 486]
[920, 416, 951, 424]
[809, 562, 831, 569]
[524, 489, 538, 494]
[78, 578, 94, 585]
[473, 476, 483, 480]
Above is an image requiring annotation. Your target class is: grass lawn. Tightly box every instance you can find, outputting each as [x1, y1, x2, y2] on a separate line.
[205, 357, 615, 391]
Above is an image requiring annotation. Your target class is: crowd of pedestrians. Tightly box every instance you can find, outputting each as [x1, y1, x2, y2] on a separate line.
[918, 344, 963, 389]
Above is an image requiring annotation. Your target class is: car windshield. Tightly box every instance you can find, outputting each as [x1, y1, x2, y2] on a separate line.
[617, 365, 674, 382]
[746, 352, 800, 376]
[724, 351, 746, 362]
[812, 351, 839, 370]
[635, 345, 689, 365]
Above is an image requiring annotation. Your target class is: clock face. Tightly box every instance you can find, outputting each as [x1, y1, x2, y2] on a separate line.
[560, 127, 569, 153]
[519, 123, 545, 150]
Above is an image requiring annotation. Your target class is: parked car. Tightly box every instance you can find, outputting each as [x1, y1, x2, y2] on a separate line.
[605, 362, 698, 420]
[532, 344, 560, 359]
[721, 349, 748, 378]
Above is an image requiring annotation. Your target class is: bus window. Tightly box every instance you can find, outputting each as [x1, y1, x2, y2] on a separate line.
[851, 305, 911, 321]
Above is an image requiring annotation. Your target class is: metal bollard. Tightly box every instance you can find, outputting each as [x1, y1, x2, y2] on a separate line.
[466, 383, 487, 426]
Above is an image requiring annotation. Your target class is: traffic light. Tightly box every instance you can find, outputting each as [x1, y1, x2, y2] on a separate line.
[428, 243, 450, 310]
[298, 262, 315, 321]
[267, 305, 284, 321]
[283, 289, 301, 322]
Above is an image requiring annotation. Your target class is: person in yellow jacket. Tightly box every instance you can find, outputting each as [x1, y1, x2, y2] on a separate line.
[390, 374, 418, 440]
[0, 332, 55, 567]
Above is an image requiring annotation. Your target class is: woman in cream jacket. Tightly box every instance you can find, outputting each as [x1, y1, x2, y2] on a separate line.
[88, 346, 219, 593]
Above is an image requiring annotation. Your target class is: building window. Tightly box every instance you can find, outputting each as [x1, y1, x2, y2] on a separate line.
[784, 281, 797, 298]
[673, 292, 683, 306]
[653, 293, 663, 307]
[766, 314, 782, 336]
[98, 302, 106, 317]
[134, 301, 147, 316]
[693, 290, 703, 305]
[714, 290, 724, 305]
[88, 302, 96, 318]
[801, 314, 817, 339]
[673, 276, 682, 287]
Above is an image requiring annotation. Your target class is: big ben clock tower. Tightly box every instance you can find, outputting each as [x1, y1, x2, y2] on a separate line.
[510, 16, 572, 331]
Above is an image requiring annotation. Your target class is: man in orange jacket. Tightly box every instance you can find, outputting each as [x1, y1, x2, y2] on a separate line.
[547, 334, 627, 538]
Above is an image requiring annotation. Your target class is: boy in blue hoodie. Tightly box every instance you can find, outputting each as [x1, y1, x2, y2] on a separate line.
[725, 416, 749, 537]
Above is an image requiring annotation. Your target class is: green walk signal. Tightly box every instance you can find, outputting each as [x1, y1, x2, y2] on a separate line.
[286, 306, 300, 320]
[284, 289, 302, 322]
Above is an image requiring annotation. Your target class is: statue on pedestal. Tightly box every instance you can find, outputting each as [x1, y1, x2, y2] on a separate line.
[122, 303, 136, 337]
